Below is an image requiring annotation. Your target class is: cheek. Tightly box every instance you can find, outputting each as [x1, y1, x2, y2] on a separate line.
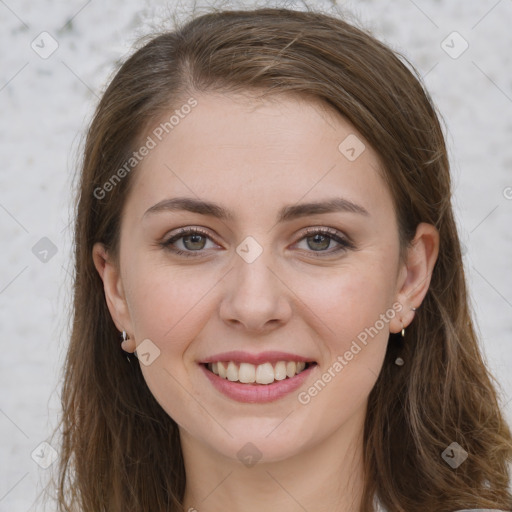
[124, 265, 218, 428]
[293, 272, 393, 429]
[126, 262, 220, 345]
[295, 259, 398, 349]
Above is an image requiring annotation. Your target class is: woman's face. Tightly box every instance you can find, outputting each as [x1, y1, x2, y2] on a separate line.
[95, 92, 419, 464]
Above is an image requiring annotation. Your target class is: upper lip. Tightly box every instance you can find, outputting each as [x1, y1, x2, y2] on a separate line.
[199, 351, 315, 365]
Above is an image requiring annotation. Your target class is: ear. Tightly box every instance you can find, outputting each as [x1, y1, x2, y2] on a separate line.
[390, 222, 440, 334]
[92, 242, 136, 353]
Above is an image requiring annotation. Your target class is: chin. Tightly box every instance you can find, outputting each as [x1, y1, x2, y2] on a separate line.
[199, 419, 314, 465]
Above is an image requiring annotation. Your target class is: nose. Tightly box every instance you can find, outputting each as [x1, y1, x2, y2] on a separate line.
[219, 248, 293, 334]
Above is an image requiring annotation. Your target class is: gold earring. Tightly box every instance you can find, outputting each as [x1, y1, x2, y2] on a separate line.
[121, 331, 133, 363]
[395, 322, 406, 366]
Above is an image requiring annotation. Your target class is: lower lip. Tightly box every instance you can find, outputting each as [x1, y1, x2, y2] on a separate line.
[200, 363, 317, 403]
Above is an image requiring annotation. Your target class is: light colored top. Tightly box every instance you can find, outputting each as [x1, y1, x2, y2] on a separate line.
[378, 506, 509, 511]
[374, 496, 509, 512]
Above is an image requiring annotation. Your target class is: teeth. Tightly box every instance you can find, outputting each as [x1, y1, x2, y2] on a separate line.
[207, 360, 310, 384]
[286, 361, 296, 378]
[217, 361, 227, 379]
[274, 361, 287, 381]
[239, 362, 256, 383]
[256, 362, 274, 384]
[226, 361, 238, 381]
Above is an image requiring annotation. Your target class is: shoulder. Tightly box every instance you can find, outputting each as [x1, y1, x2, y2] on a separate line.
[378, 505, 509, 512]
[374, 496, 510, 512]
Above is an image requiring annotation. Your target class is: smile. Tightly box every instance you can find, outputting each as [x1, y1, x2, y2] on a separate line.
[205, 360, 312, 385]
[199, 351, 319, 403]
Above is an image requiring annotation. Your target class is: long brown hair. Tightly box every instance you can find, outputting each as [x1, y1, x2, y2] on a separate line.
[48, 5, 512, 511]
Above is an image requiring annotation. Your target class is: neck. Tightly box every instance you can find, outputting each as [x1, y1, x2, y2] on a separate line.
[181, 403, 367, 512]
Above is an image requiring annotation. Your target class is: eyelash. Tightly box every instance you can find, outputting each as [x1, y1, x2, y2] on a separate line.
[160, 226, 355, 258]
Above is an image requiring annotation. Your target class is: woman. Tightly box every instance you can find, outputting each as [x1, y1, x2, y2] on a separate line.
[51, 5, 512, 512]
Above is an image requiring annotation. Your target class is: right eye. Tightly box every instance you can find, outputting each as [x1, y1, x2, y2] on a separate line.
[160, 227, 222, 257]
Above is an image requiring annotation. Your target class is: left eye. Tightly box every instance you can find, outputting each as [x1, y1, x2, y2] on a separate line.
[294, 228, 353, 255]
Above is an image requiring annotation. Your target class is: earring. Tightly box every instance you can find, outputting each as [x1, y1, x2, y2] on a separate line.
[395, 309, 417, 367]
[121, 331, 132, 363]
[395, 321, 405, 366]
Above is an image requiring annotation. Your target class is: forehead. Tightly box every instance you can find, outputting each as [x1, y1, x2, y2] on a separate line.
[124, 91, 392, 223]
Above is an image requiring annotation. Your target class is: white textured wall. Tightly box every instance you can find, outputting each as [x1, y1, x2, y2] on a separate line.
[1, 0, 511, 509]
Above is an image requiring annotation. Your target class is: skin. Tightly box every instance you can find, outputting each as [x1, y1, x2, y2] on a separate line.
[93, 91, 439, 512]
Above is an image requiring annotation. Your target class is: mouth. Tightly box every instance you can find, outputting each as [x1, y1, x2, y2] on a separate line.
[202, 360, 317, 385]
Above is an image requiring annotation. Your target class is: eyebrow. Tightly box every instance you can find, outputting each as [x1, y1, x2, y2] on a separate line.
[143, 196, 369, 222]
